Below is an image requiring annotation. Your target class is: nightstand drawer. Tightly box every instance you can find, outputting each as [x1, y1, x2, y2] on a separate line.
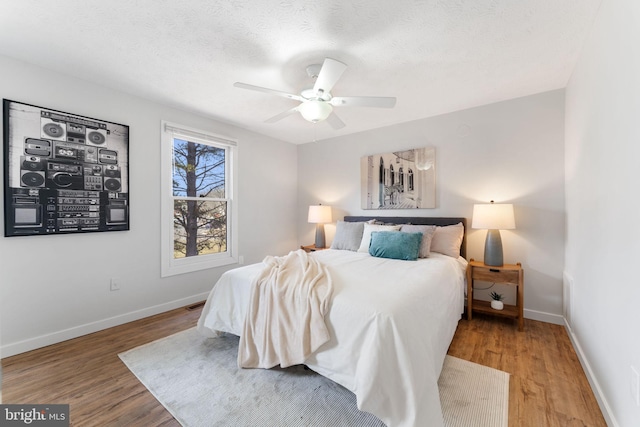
[472, 267, 519, 284]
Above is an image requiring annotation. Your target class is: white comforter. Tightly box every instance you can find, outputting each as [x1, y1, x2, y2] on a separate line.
[197, 249, 467, 427]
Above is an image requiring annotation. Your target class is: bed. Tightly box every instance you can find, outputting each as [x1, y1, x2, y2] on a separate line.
[197, 216, 467, 427]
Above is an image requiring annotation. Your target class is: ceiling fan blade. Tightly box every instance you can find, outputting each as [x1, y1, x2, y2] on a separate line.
[265, 106, 300, 123]
[234, 82, 304, 102]
[331, 96, 397, 108]
[325, 112, 346, 130]
[313, 58, 347, 95]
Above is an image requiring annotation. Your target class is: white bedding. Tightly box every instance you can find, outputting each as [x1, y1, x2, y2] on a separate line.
[197, 249, 467, 427]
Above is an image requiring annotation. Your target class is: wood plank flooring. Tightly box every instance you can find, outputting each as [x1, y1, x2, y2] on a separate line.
[448, 314, 606, 427]
[2, 306, 606, 427]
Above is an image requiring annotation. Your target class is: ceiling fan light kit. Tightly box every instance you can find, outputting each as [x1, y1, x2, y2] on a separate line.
[234, 57, 396, 128]
[299, 100, 333, 123]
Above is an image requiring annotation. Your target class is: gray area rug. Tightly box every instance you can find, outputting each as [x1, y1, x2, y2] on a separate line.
[119, 328, 509, 427]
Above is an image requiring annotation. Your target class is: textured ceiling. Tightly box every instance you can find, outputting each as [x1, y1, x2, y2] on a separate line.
[0, 0, 601, 144]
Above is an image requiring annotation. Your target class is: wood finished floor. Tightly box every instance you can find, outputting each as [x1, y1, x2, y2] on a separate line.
[2, 305, 606, 427]
[448, 314, 606, 427]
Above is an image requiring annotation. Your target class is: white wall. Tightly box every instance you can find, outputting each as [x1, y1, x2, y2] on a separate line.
[298, 90, 566, 321]
[565, 0, 640, 426]
[0, 55, 298, 357]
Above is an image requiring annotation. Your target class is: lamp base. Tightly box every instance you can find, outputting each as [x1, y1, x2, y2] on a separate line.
[315, 224, 326, 249]
[484, 229, 504, 266]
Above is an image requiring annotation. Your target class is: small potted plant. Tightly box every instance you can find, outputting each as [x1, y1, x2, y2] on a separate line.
[490, 292, 504, 310]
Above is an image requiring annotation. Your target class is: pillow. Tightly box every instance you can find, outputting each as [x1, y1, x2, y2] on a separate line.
[370, 219, 399, 226]
[330, 221, 365, 251]
[357, 223, 402, 253]
[430, 222, 464, 258]
[368, 231, 423, 261]
[400, 224, 436, 258]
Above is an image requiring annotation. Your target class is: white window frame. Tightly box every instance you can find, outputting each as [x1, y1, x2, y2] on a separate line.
[160, 121, 238, 277]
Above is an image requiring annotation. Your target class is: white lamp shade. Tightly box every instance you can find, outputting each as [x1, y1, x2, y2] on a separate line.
[472, 203, 515, 230]
[308, 205, 332, 223]
[299, 100, 333, 123]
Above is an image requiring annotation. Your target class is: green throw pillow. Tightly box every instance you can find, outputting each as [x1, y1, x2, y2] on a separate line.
[368, 231, 423, 261]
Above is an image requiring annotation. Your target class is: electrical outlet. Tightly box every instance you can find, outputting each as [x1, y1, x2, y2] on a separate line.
[239, 255, 244, 265]
[632, 366, 640, 407]
[110, 277, 121, 291]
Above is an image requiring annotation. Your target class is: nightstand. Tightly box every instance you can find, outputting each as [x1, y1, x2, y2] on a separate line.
[300, 244, 326, 253]
[466, 259, 524, 331]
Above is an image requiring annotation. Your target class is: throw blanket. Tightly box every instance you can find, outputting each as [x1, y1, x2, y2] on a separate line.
[238, 249, 333, 369]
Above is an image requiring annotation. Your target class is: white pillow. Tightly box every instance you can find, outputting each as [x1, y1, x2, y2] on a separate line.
[357, 223, 401, 253]
[400, 224, 436, 258]
[430, 222, 464, 258]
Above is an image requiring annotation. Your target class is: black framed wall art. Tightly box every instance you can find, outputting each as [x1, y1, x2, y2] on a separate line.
[3, 99, 130, 236]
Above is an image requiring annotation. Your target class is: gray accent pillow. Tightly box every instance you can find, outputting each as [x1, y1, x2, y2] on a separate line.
[400, 224, 436, 258]
[330, 221, 365, 251]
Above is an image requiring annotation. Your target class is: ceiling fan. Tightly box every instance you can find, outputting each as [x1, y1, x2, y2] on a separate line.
[233, 58, 396, 129]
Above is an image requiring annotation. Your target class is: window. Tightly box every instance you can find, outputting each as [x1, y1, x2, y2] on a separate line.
[161, 121, 237, 277]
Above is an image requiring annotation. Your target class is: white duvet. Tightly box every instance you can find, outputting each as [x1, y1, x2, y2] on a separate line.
[197, 249, 467, 427]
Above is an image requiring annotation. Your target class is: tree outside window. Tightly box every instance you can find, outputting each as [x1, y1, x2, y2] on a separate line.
[161, 122, 237, 277]
[172, 138, 227, 258]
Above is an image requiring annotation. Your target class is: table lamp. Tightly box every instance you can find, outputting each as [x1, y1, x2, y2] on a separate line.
[472, 201, 515, 266]
[308, 205, 332, 248]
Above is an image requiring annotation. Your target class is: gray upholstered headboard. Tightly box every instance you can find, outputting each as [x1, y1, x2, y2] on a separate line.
[343, 216, 467, 259]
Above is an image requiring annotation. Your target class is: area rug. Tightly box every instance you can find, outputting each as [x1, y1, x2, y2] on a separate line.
[119, 328, 509, 427]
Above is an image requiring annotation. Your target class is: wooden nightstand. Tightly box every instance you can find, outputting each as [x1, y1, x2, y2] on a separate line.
[466, 259, 524, 331]
[300, 244, 326, 253]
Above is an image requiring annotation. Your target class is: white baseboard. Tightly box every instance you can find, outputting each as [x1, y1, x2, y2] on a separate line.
[1, 292, 210, 358]
[564, 318, 619, 427]
[524, 308, 564, 325]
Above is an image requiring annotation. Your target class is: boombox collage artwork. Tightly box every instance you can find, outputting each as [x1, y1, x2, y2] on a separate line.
[3, 100, 130, 236]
